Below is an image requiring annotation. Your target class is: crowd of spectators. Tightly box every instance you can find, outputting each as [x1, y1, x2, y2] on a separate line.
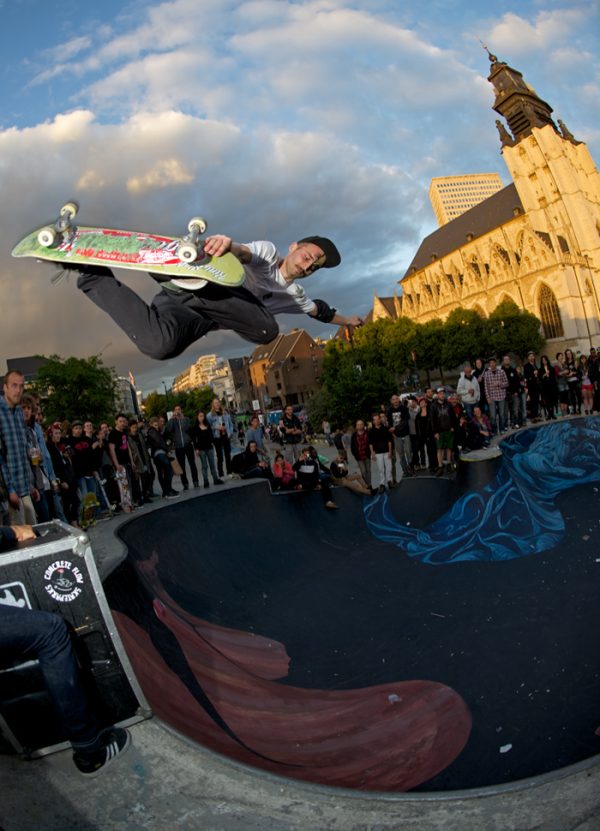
[1, 348, 598, 529]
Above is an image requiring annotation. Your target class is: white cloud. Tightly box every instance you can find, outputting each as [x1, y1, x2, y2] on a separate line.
[486, 8, 586, 54]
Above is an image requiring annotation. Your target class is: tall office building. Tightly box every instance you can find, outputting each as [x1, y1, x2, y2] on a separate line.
[429, 173, 503, 226]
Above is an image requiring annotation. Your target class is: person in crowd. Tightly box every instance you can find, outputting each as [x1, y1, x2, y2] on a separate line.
[588, 347, 600, 412]
[20, 394, 51, 522]
[539, 355, 558, 420]
[46, 423, 80, 524]
[31, 396, 69, 522]
[387, 393, 412, 482]
[279, 404, 303, 465]
[350, 419, 372, 492]
[190, 410, 224, 488]
[207, 398, 234, 479]
[501, 355, 522, 429]
[146, 417, 179, 498]
[236, 440, 274, 482]
[456, 364, 480, 419]
[329, 450, 370, 496]
[578, 354, 594, 415]
[429, 387, 457, 475]
[107, 414, 135, 512]
[414, 396, 433, 472]
[564, 348, 582, 414]
[470, 405, 493, 448]
[472, 357, 488, 414]
[523, 351, 541, 421]
[554, 352, 570, 417]
[165, 404, 199, 490]
[245, 415, 267, 454]
[128, 419, 153, 506]
[368, 412, 393, 494]
[322, 419, 333, 447]
[0, 370, 37, 525]
[406, 396, 420, 470]
[272, 452, 295, 490]
[483, 357, 509, 434]
[293, 446, 338, 509]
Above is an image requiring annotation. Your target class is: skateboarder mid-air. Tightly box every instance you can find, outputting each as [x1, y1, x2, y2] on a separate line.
[62, 233, 363, 359]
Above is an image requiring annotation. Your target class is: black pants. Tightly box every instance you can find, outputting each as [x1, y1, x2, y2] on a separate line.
[77, 268, 279, 359]
[213, 435, 232, 477]
[175, 444, 198, 488]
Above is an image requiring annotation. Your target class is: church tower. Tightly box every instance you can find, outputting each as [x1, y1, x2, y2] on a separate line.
[487, 49, 600, 345]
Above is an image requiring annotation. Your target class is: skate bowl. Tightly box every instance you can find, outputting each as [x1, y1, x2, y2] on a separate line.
[103, 417, 600, 794]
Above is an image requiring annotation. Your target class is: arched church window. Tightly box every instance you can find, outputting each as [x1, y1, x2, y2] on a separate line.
[538, 284, 564, 339]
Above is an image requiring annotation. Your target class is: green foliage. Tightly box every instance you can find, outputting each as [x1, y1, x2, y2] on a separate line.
[142, 386, 215, 418]
[32, 355, 117, 424]
[486, 299, 545, 358]
[316, 300, 545, 424]
[412, 319, 444, 373]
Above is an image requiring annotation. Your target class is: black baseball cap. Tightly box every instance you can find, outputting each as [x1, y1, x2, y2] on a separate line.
[297, 236, 341, 268]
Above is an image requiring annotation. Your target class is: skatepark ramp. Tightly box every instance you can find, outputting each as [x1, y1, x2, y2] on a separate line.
[104, 417, 600, 793]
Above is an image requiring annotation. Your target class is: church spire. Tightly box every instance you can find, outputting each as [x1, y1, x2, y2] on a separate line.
[484, 48, 558, 143]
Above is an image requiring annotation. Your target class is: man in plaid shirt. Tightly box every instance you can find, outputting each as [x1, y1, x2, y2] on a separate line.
[0, 370, 37, 524]
[483, 357, 509, 434]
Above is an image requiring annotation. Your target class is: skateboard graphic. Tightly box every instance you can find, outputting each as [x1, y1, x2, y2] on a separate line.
[11, 202, 245, 288]
[80, 491, 101, 530]
[115, 469, 133, 513]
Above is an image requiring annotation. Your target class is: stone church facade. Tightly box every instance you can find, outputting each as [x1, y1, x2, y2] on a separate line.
[373, 53, 600, 355]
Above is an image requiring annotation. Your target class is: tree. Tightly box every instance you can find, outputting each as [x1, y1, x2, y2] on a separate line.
[486, 299, 545, 359]
[319, 339, 396, 426]
[33, 355, 117, 424]
[143, 386, 217, 419]
[412, 319, 445, 386]
[441, 307, 488, 370]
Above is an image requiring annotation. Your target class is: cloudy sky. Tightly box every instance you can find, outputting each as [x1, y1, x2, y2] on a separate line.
[1, 0, 598, 395]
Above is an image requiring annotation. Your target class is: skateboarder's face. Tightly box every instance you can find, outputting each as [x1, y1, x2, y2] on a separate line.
[284, 242, 326, 279]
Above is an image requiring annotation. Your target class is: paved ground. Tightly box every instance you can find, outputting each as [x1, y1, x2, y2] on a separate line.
[2, 431, 600, 830]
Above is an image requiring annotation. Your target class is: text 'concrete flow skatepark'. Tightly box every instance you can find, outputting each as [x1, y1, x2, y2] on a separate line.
[5, 417, 600, 831]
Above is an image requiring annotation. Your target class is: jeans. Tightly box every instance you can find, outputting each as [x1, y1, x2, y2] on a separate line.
[393, 435, 412, 478]
[374, 453, 393, 488]
[213, 435, 232, 477]
[77, 268, 279, 360]
[0, 605, 99, 750]
[153, 451, 174, 495]
[507, 394, 521, 427]
[198, 448, 219, 484]
[488, 399, 508, 433]
[175, 444, 199, 487]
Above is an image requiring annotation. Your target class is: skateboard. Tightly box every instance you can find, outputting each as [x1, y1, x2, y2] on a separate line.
[80, 491, 101, 529]
[11, 201, 245, 287]
[115, 469, 133, 513]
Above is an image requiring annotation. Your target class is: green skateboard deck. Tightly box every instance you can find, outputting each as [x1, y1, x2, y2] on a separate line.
[12, 202, 245, 288]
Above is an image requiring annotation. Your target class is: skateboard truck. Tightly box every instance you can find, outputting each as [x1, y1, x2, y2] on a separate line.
[177, 216, 207, 263]
[37, 201, 79, 247]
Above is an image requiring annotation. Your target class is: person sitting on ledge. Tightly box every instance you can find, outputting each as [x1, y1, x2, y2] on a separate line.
[0, 525, 131, 777]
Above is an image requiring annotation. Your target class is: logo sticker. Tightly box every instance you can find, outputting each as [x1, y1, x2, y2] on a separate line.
[0, 581, 31, 609]
[43, 560, 84, 603]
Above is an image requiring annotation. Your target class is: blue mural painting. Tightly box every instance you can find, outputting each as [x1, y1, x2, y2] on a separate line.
[364, 416, 600, 565]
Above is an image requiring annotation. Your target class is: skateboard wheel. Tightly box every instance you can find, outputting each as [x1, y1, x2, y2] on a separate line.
[178, 242, 198, 263]
[187, 216, 207, 234]
[60, 201, 79, 218]
[38, 227, 57, 247]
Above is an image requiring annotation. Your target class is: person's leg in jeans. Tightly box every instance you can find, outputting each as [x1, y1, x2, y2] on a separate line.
[0, 605, 99, 748]
[183, 443, 199, 486]
[76, 267, 279, 359]
[175, 446, 189, 488]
